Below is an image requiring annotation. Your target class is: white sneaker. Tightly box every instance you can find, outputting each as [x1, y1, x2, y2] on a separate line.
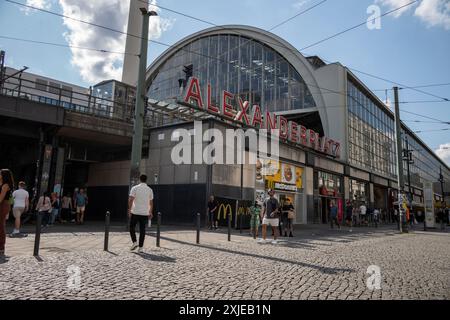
[257, 238, 266, 244]
[271, 240, 278, 245]
[130, 242, 138, 251]
[137, 247, 144, 253]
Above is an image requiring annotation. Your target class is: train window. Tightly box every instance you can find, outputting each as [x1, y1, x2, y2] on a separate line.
[62, 85, 73, 98]
[49, 82, 61, 94]
[35, 78, 48, 91]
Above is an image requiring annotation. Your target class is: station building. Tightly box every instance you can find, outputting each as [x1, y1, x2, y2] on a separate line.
[1, 26, 448, 225]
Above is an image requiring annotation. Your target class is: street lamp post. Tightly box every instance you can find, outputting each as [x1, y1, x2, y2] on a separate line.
[393, 86, 404, 233]
[403, 136, 414, 231]
[128, 8, 157, 224]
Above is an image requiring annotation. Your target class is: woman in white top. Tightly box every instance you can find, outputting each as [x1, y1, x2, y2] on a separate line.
[36, 192, 52, 227]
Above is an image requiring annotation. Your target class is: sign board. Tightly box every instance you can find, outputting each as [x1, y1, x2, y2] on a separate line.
[183, 77, 341, 158]
[423, 181, 435, 228]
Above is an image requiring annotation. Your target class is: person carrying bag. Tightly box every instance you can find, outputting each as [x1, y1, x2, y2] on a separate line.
[36, 192, 52, 228]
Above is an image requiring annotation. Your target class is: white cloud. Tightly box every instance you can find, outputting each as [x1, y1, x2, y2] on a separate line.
[21, 0, 53, 15]
[292, 0, 310, 10]
[414, 0, 450, 30]
[58, 0, 174, 84]
[376, 0, 450, 30]
[375, 0, 416, 18]
[436, 143, 450, 165]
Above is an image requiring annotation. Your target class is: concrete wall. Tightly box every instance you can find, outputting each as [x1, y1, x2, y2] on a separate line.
[314, 63, 348, 162]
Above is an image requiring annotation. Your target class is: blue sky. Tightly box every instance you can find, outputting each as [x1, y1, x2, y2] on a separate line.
[0, 0, 449, 163]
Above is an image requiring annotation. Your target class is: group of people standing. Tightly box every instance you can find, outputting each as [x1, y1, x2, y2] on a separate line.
[207, 190, 295, 245]
[0, 166, 94, 260]
[35, 188, 88, 227]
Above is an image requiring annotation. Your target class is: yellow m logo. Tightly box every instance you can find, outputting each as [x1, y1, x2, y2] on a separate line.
[217, 204, 232, 221]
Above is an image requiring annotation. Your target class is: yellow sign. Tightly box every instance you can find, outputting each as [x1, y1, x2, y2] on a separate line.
[237, 206, 250, 216]
[261, 160, 303, 189]
[217, 203, 232, 221]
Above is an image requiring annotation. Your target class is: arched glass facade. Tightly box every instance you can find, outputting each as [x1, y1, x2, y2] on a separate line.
[147, 34, 316, 112]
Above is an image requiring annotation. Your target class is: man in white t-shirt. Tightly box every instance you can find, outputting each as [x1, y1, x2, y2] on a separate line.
[11, 181, 29, 236]
[128, 174, 154, 253]
[359, 203, 367, 225]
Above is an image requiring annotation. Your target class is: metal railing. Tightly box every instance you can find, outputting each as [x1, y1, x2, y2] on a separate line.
[0, 74, 172, 128]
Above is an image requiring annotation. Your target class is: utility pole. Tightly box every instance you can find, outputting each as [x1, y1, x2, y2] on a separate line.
[393, 86, 404, 233]
[439, 166, 445, 206]
[403, 136, 414, 230]
[128, 8, 157, 223]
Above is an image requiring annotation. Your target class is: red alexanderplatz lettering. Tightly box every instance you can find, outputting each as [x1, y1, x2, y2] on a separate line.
[252, 105, 263, 128]
[183, 77, 341, 158]
[184, 77, 203, 108]
[289, 121, 298, 143]
[308, 129, 316, 149]
[299, 125, 307, 145]
[207, 84, 219, 113]
[236, 97, 250, 125]
[278, 116, 288, 140]
[222, 90, 234, 118]
[266, 112, 277, 131]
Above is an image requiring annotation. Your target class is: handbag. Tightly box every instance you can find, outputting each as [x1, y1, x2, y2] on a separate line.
[288, 210, 295, 219]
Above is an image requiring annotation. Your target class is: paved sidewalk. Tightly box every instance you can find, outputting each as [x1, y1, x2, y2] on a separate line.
[0, 222, 449, 300]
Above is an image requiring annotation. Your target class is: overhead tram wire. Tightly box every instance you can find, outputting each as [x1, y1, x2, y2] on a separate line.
[10, 0, 444, 104]
[414, 128, 450, 133]
[371, 82, 450, 92]
[140, 0, 449, 102]
[268, 0, 329, 31]
[299, 0, 418, 51]
[400, 110, 450, 124]
[0, 35, 136, 55]
[6, 0, 447, 125]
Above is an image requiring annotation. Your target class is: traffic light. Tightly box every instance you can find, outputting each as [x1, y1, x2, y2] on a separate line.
[183, 64, 193, 80]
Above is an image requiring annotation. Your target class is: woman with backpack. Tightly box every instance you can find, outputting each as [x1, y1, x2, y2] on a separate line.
[0, 169, 15, 259]
[36, 192, 52, 228]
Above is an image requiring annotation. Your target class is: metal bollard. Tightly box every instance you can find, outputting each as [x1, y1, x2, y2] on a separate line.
[33, 212, 42, 256]
[104, 211, 110, 251]
[156, 212, 161, 247]
[196, 213, 200, 244]
[228, 212, 231, 242]
[239, 214, 243, 234]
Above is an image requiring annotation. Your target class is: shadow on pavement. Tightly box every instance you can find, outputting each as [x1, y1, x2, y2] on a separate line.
[132, 252, 176, 263]
[158, 236, 354, 275]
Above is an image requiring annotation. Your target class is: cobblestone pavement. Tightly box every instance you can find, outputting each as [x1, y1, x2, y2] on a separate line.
[0, 224, 449, 300]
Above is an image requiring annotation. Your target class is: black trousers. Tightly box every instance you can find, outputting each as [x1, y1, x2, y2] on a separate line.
[129, 214, 148, 247]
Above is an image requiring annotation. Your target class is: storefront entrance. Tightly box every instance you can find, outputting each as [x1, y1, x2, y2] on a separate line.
[314, 170, 343, 224]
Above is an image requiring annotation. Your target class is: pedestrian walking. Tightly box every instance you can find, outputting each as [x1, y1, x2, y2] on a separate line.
[330, 201, 340, 229]
[438, 208, 445, 231]
[36, 192, 52, 229]
[345, 201, 353, 232]
[49, 192, 60, 225]
[128, 174, 153, 253]
[282, 198, 294, 237]
[75, 188, 88, 224]
[446, 206, 449, 226]
[61, 193, 73, 223]
[11, 181, 29, 237]
[258, 189, 280, 244]
[373, 208, 380, 228]
[0, 169, 14, 260]
[207, 195, 218, 230]
[359, 203, 367, 226]
[249, 201, 261, 238]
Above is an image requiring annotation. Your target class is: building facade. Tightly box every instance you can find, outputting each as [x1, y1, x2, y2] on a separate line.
[2, 26, 448, 225]
[119, 25, 447, 225]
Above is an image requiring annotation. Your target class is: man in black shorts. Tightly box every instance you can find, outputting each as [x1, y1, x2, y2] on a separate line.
[207, 195, 219, 230]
